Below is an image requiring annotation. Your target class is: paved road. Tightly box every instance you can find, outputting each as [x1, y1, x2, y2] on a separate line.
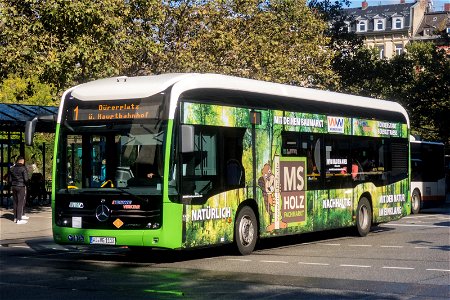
[1, 207, 449, 299]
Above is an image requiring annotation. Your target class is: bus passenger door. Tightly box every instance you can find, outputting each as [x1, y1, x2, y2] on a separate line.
[282, 132, 325, 232]
[322, 135, 354, 229]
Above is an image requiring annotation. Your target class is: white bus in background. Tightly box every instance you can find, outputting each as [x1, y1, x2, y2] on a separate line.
[410, 137, 446, 214]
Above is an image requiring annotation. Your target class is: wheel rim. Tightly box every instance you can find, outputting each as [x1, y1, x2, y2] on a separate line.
[239, 215, 254, 247]
[359, 205, 368, 229]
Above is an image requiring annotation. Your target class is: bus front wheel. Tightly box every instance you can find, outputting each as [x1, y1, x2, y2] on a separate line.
[356, 197, 372, 237]
[411, 189, 421, 214]
[234, 206, 257, 255]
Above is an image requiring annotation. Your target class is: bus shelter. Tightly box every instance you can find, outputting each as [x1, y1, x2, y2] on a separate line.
[0, 104, 58, 206]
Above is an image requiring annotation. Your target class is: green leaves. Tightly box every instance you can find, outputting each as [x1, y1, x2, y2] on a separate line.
[1, 0, 335, 101]
[1, 1, 448, 144]
[0, 75, 56, 106]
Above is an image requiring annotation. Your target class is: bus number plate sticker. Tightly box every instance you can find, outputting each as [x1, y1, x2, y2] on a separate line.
[90, 237, 116, 245]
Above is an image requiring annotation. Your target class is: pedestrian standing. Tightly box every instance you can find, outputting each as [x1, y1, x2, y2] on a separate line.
[9, 156, 29, 224]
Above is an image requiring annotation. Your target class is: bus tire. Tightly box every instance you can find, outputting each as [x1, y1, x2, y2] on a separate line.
[411, 189, 421, 214]
[356, 197, 372, 237]
[234, 206, 257, 255]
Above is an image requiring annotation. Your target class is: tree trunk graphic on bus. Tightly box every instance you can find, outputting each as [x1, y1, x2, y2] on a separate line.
[258, 156, 307, 232]
[258, 161, 287, 231]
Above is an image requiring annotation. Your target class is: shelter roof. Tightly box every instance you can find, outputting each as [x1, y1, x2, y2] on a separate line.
[0, 103, 58, 133]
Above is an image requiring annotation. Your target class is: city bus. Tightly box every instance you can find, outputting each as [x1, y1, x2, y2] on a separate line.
[27, 74, 410, 255]
[410, 138, 446, 213]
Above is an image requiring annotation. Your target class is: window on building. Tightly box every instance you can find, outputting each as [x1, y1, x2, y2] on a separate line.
[378, 46, 385, 59]
[376, 19, 384, 31]
[446, 27, 450, 34]
[344, 21, 351, 33]
[395, 44, 403, 55]
[393, 17, 403, 29]
[358, 20, 367, 32]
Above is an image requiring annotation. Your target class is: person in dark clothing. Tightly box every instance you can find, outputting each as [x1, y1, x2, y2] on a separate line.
[9, 156, 29, 224]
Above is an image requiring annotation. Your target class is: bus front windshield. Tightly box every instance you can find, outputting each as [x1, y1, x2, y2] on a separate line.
[57, 120, 166, 195]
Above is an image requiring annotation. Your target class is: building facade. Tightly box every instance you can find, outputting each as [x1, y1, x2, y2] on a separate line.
[413, 7, 450, 54]
[344, 0, 431, 58]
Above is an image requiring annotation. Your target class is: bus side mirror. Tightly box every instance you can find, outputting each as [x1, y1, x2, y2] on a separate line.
[25, 117, 38, 146]
[181, 125, 194, 153]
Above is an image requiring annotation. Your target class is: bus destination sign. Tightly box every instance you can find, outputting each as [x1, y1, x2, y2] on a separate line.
[70, 102, 157, 121]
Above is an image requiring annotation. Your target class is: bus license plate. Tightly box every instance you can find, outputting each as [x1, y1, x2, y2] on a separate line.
[90, 236, 116, 245]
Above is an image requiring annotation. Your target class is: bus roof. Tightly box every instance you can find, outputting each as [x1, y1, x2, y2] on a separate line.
[68, 73, 410, 126]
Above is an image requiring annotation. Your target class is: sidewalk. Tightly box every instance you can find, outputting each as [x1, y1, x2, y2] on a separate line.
[0, 204, 52, 244]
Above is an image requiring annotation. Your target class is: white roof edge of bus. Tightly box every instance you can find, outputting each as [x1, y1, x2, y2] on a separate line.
[64, 73, 409, 127]
[62, 73, 193, 123]
[57, 86, 78, 123]
[169, 73, 410, 127]
[69, 73, 192, 101]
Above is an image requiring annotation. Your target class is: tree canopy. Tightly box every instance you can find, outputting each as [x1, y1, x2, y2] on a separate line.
[0, 0, 335, 101]
[309, 0, 449, 144]
[335, 42, 450, 144]
[1, 0, 449, 145]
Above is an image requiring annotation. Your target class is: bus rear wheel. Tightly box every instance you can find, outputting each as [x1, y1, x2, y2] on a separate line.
[411, 189, 421, 214]
[234, 206, 257, 255]
[356, 197, 372, 237]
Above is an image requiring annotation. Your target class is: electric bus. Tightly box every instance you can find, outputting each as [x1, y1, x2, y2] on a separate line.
[27, 73, 410, 255]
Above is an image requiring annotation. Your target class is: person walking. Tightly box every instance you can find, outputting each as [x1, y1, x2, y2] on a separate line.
[9, 156, 29, 224]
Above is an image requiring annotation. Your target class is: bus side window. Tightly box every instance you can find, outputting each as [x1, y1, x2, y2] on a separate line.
[324, 135, 352, 189]
[222, 128, 246, 188]
[306, 135, 322, 190]
[351, 137, 393, 185]
[281, 132, 322, 190]
[181, 127, 218, 198]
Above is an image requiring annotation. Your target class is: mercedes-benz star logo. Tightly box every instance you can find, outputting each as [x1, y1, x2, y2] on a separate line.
[95, 204, 110, 222]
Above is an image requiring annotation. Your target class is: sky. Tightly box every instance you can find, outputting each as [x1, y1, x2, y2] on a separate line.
[348, 0, 449, 11]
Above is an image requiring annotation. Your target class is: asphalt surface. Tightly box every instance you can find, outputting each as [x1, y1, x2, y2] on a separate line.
[0, 197, 449, 299]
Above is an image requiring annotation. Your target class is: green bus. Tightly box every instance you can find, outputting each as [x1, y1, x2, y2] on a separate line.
[33, 74, 411, 255]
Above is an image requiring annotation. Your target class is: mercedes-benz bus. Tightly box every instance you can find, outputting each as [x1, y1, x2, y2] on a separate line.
[27, 73, 410, 255]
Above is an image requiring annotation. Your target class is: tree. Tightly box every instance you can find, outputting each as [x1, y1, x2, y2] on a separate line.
[308, 0, 364, 90]
[151, 0, 335, 87]
[332, 46, 390, 97]
[0, 0, 156, 95]
[386, 43, 450, 144]
[0, 75, 56, 105]
[1, 0, 336, 101]
[334, 41, 450, 144]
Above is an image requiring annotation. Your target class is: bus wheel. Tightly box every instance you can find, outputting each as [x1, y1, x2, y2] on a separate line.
[234, 206, 257, 255]
[356, 197, 372, 237]
[411, 189, 421, 214]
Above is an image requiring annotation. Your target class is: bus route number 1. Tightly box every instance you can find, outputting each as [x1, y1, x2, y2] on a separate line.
[73, 106, 79, 121]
